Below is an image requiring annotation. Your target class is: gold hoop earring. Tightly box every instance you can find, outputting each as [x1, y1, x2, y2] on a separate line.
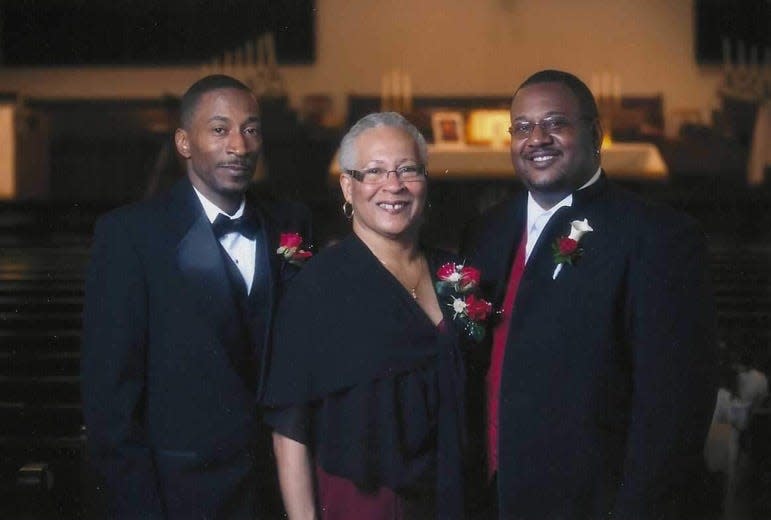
[342, 201, 354, 220]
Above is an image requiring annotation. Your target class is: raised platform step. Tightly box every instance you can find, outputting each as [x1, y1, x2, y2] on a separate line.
[0, 300, 83, 315]
[0, 313, 81, 331]
[0, 293, 83, 313]
[0, 275, 84, 296]
[0, 403, 82, 437]
[0, 376, 80, 405]
[0, 351, 79, 377]
[0, 333, 81, 358]
[0, 272, 85, 284]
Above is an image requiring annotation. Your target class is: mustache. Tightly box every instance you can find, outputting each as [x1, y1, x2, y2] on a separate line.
[217, 158, 256, 169]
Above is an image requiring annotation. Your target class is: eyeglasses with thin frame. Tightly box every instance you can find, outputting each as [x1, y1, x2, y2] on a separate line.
[345, 164, 428, 184]
[508, 115, 595, 140]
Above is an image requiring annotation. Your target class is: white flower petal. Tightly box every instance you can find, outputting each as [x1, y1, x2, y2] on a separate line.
[447, 272, 462, 283]
[451, 297, 467, 315]
[568, 219, 593, 241]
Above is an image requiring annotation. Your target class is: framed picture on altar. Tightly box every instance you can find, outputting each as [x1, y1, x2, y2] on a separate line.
[431, 111, 465, 146]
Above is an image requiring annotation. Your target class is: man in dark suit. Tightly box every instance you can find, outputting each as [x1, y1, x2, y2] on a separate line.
[463, 70, 717, 519]
[81, 75, 311, 518]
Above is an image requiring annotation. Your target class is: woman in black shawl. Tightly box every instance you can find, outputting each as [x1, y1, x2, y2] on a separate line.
[262, 113, 479, 519]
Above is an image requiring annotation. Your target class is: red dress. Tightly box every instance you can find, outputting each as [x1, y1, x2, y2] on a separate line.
[316, 464, 404, 520]
[314, 320, 448, 520]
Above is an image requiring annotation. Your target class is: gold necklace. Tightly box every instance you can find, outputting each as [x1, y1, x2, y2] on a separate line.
[382, 255, 425, 300]
[409, 258, 425, 300]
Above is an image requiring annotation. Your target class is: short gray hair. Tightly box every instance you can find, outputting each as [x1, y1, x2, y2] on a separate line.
[338, 112, 428, 171]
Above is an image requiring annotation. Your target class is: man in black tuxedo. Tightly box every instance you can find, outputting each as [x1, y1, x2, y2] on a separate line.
[463, 70, 717, 519]
[81, 75, 311, 518]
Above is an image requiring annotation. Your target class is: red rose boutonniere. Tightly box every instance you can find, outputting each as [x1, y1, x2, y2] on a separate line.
[435, 262, 493, 342]
[276, 232, 312, 266]
[552, 219, 593, 279]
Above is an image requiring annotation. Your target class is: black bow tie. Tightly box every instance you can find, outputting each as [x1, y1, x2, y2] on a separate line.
[212, 213, 259, 239]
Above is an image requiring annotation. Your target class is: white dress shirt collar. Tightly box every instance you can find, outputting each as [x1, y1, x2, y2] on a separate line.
[524, 166, 601, 261]
[192, 186, 246, 223]
[192, 186, 255, 293]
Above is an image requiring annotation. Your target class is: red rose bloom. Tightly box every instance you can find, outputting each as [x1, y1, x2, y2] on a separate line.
[280, 232, 303, 249]
[437, 263, 458, 281]
[465, 294, 492, 321]
[459, 266, 481, 290]
[557, 237, 578, 256]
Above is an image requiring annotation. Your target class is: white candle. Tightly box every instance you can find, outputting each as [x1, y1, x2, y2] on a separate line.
[246, 40, 254, 66]
[602, 72, 611, 101]
[256, 37, 264, 67]
[266, 33, 277, 68]
[722, 37, 731, 70]
[234, 47, 244, 70]
[392, 69, 401, 112]
[403, 73, 412, 114]
[381, 73, 390, 111]
[590, 74, 600, 98]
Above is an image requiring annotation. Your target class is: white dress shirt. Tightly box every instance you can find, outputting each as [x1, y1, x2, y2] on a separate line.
[193, 188, 257, 294]
[525, 166, 602, 263]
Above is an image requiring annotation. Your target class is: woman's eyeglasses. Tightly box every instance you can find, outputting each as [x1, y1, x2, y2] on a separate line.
[345, 165, 428, 184]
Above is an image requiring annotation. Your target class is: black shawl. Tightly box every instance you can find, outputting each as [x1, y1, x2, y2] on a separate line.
[262, 234, 466, 519]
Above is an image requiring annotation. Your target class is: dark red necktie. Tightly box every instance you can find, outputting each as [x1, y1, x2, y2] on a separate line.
[486, 232, 527, 478]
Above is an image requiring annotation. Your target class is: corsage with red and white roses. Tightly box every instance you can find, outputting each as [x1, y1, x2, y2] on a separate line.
[435, 263, 494, 342]
[551, 219, 593, 279]
[276, 232, 313, 266]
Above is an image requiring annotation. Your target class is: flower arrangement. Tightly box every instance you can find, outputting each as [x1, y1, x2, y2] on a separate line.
[276, 232, 312, 266]
[435, 262, 493, 342]
[552, 219, 593, 279]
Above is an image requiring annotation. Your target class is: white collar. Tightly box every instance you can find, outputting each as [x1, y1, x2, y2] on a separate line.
[192, 186, 246, 224]
[526, 166, 602, 228]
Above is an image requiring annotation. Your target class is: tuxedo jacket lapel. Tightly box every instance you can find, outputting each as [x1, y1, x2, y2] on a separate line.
[170, 181, 254, 386]
[246, 203, 276, 346]
[509, 175, 609, 323]
[250, 201, 288, 397]
[172, 182, 234, 323]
